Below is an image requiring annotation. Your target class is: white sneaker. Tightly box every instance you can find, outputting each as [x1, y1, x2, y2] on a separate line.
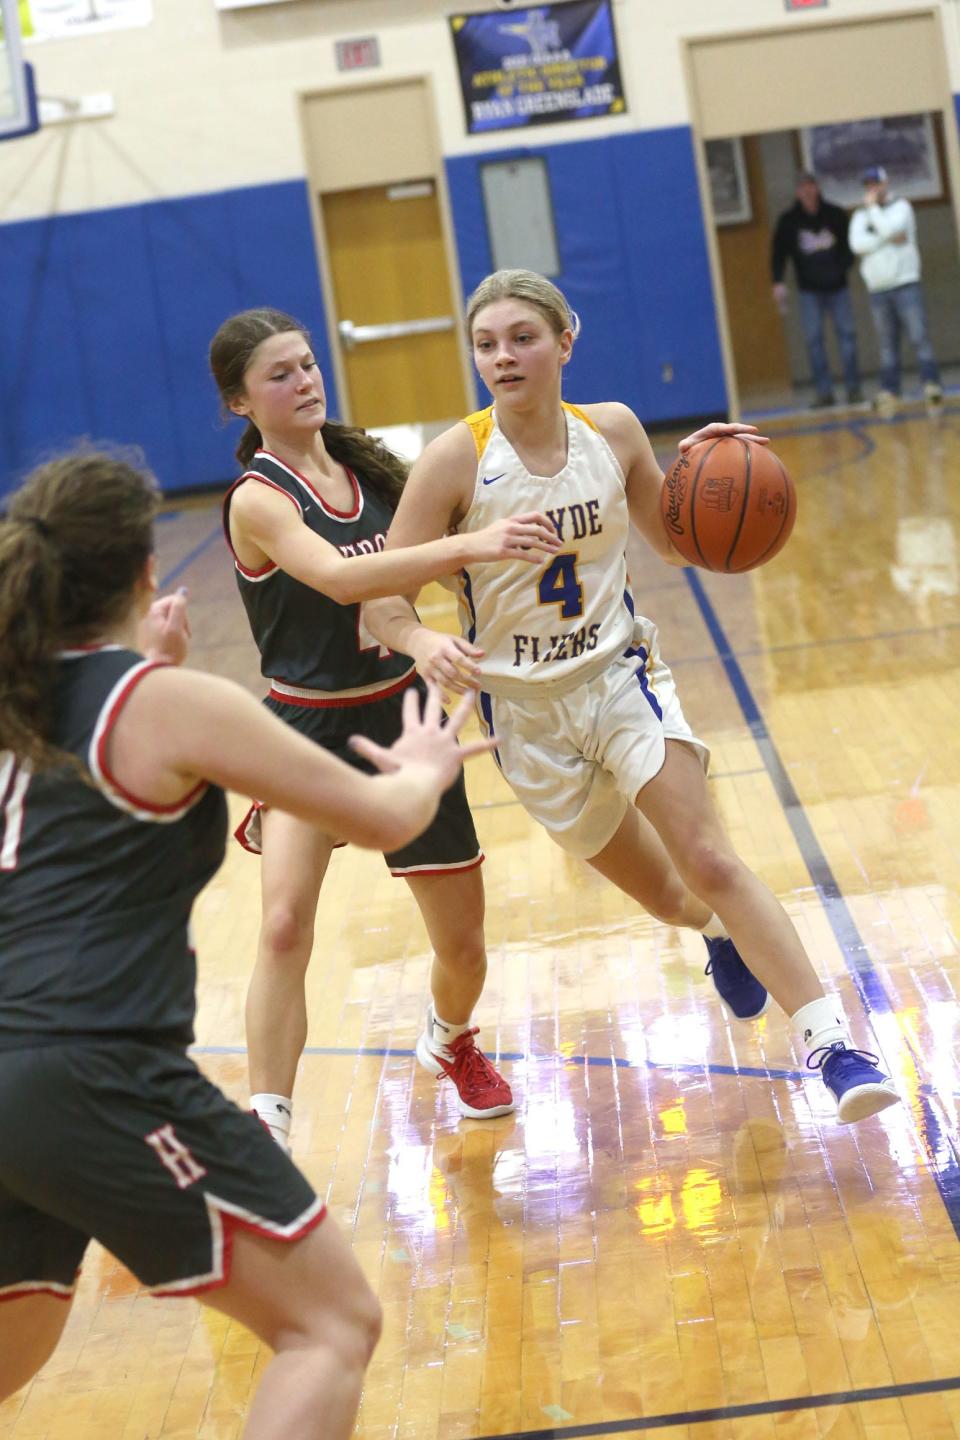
[872, 389, 898, 416]
[924, 381, 944, 406]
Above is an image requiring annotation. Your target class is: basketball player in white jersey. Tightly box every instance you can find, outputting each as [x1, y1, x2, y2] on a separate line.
[361, 268, 899, 1125]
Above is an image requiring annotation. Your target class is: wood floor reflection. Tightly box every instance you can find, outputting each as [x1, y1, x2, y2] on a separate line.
[4, 403, 960, 1439]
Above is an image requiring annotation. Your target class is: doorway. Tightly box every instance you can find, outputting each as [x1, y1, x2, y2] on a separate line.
[322, 181, 468, 429]
[685, 11, 960, 415]
[300, 78, 472, 433]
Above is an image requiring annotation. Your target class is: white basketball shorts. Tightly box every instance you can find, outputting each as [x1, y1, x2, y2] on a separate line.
[477, 620, 709, 860]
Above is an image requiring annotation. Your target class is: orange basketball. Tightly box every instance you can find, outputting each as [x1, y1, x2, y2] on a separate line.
[660, 437, 797, 573]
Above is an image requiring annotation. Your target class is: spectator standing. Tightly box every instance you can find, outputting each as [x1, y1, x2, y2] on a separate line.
[849, 164, 943, 414]
[771, 171, 862, 408]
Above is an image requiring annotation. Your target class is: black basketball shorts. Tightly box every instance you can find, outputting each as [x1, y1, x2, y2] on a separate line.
[237, 676, 484, 877]
[0, 1041, 324, 1300]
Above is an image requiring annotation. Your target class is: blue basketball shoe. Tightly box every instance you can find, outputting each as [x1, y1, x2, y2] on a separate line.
[808, 1043, 900, 1123]
[704, 936, 770, 1021]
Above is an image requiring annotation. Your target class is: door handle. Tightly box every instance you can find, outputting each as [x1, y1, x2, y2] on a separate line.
[338, 315, 455, 351]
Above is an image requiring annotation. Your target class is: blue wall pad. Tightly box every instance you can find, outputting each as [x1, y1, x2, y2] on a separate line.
[445, 125, 728, 423]
[0, 180, 334, 499]
[1, 123, 737, 502]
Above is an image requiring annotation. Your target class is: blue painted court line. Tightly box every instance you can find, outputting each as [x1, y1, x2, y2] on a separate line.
[684, 566, 960, 1239]
[158, 523, 221, 590]
[191, 1043, 943, 1102]
[669, 615, 960, 674]
[467, 1373, 960, 1439]
[193, 1042, 805, 1084]
[801, 419, 877, 480]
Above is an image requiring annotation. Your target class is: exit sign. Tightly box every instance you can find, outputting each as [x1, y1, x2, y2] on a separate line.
[335, 36, 381, 72]
[785, 0, 827, 8]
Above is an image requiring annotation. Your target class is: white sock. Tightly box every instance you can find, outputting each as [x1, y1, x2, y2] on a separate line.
[426, 1007, 471, 1056]
[700, 913, 728, 940]
[791, 998, 847, 1060]
[251, 1092, 293, 1145]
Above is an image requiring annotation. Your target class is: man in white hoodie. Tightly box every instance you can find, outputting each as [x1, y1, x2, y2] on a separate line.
[849, 164, 943, 413]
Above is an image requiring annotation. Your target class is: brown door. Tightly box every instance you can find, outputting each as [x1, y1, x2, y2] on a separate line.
[714, 136, 791, 400]
[322, 181, 469, 428]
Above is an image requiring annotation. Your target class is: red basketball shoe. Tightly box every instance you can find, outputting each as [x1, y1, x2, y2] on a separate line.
[416, 1021, 514, 1119]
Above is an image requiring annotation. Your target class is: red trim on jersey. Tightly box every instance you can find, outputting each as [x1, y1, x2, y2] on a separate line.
[96, 664, 208, 816]
[256, 449, 361, 520]
[0, 1283, 75, 1303]
[235, 799, 264, 854]
[221, 474, 299, 576]
[234, 799, 347, 856]
[268, 670, 417, 709]
[388, 854, 485, 878]
[147, 1203, 327, 1299]
[234, 554, 277, 579]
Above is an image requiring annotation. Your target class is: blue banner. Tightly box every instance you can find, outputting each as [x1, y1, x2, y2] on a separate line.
[449, 1, 625, 135]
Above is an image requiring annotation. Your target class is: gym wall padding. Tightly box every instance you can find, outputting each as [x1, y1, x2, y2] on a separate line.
[0, 179, 334, 498]
[1, 125, 728, 500]
[446, 126, 728, 424]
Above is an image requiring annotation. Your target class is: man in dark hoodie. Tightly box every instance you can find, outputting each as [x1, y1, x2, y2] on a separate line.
[771, 171, 862, 407]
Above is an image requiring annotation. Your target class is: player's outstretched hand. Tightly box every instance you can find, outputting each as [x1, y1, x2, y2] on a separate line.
[141, 586, 191, 665]
[470, 512, 561, 564]
[349, 685, 494, 791]
[678, 422, 769, 453]
[410, 629, 484, 696]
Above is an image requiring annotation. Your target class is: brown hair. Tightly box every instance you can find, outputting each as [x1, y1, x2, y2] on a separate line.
[208, 307, 407, 510]
[465, 269, 581, 343]
[0, 448, 158, 771]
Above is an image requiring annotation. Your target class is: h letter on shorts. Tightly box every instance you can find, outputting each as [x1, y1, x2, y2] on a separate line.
[145, 1124, 208, 1190]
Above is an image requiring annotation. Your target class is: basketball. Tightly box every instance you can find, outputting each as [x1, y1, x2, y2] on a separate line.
[660, 437, 797, 573]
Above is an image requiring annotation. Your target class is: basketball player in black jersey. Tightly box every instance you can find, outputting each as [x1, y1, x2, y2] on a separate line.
[209, 308, 560, 1141]
[0, 448, 496, 1438]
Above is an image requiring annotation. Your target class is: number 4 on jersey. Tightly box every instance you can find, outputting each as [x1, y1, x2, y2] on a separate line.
[537, 552, 584, 620]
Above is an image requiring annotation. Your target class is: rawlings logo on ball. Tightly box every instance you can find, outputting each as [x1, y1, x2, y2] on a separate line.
[663, 457, 689, 535]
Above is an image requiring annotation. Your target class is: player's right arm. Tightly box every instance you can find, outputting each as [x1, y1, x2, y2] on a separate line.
[229, 468, 558, 605]
[361, 426, 502, 693]
[109, 666, 491, 854]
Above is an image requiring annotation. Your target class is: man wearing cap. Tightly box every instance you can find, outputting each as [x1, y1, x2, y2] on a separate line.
[771, 170, 862, 408]
[850, 165, 943, 412]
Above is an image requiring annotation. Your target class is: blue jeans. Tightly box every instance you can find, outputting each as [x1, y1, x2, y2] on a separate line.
[868, 282, 940, 394]
[798, 287, 861, 399]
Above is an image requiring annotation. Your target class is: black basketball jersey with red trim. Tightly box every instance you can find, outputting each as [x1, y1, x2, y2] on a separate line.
[0, 648, 227, 1051]
[222, 450, 412, 695]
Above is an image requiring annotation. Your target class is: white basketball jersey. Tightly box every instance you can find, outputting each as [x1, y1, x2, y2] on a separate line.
[456, 403, 636, 698]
